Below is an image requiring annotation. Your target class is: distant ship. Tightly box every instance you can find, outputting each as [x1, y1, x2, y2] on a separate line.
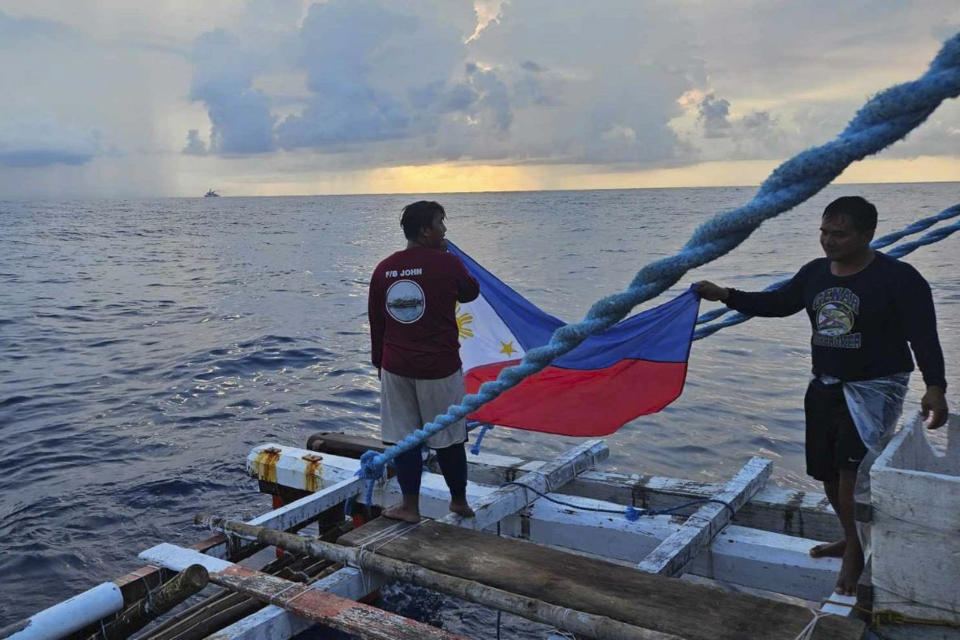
[204, 189, 220, 198]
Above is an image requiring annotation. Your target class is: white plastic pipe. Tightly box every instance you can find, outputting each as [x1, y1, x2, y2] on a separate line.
[6, 582, 123, 640]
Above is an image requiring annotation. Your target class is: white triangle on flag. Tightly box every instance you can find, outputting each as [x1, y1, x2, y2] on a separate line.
[457, 293, 525, 372]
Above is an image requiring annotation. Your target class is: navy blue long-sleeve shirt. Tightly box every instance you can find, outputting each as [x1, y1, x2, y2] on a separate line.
[725, 252, 946, 389]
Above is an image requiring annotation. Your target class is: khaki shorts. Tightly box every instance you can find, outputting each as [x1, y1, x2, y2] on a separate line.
[380, 368, 468, 450]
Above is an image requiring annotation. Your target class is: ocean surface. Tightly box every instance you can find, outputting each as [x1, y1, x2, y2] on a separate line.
[1, 183, 958, 635]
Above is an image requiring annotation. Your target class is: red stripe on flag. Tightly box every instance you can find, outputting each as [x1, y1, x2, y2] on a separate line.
[464, 359, 688, 436]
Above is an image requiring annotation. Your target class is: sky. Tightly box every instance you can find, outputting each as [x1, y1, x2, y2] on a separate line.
[0, 0, 958, 198]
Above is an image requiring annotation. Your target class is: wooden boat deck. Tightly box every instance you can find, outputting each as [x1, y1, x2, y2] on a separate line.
[339, 516, 865, 640]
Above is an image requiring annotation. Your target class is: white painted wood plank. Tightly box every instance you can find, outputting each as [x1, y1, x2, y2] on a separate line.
[820, 593, 855, 616]
[438, 439, 609, 529]
[460, 453, 839, 541]
[140, 543, 234, 573]
[637, 457, 772, 576]
[246, 444, 358, 490]
[691, 525, 839, 601]
[204, 475, 364, 559]
[248, 477, 363, 529]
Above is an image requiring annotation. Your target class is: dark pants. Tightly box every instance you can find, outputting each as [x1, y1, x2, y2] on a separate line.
[394, 442, 468, 499]
[804, 379, 868, 481]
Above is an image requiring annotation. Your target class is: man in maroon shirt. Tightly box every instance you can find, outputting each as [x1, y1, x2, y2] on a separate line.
[368, 201, 480, 522]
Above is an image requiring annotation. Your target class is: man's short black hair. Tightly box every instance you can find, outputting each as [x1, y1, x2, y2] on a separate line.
[400, 201, 445, 240]
[822, 196, 878, 232]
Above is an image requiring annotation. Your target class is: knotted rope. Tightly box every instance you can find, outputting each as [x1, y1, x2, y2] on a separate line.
[357, 33, 960, 484]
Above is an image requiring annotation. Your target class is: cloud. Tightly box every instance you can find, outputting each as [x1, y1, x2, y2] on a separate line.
[182, 129, 208, 156]
[0, 9, 74, 44]
[179, 1, 959, 174]
[698, 93, 731, 138]
[274, 0, 486, 150]
[5, 0, 955, 198]
[0, 115, 100, 168]
[189, 29, 277, 154]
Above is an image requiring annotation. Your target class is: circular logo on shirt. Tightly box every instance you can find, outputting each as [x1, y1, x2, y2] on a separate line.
[386, 279, 425, 324]
[815, 301, 855, 336]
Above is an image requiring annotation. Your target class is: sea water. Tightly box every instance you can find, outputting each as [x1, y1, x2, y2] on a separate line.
[1, 183, 958, 634]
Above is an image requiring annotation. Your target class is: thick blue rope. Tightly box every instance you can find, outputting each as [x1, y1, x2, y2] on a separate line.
[695, 202, 960, 326]
[357, 33, 960, 484]
[693, 213, 960, 340]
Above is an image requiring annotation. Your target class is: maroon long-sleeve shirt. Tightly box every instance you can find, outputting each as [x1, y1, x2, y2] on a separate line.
[368, 246, 480, 379]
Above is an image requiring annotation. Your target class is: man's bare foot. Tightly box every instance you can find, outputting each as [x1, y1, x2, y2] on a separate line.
[835, 546, 864, 595]
[449, 499, 475, 518]
[810, 539, 846, 558]
[382, 504, 421, 523]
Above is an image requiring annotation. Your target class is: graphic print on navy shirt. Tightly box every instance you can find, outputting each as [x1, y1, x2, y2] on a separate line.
[812, 287, 861, 349]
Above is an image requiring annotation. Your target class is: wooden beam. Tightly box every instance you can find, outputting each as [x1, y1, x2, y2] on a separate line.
[138, 544, 465, 640]
[637, 457, 772, 576]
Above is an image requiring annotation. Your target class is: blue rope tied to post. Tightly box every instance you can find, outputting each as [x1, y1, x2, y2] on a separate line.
[695, 202, 960, 327]
[356, 33, 960, 485]
[470, 424, 494, 455]
[500, 480, 735, 521]
[693, 211, 960, 340]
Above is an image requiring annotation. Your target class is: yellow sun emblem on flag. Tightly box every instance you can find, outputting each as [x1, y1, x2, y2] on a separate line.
[456, 302, 474, 339]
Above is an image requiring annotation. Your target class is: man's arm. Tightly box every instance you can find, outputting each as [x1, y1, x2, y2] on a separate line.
[694, 265, 808, 318]
[368, 272, 385, 375]
[449, 250, 479, 303]
[898, 267, 948, 429]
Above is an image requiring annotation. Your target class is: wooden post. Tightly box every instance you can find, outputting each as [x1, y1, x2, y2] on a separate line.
[637, 457, 772, 576]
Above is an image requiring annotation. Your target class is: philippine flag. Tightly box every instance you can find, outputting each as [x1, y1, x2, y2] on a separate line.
[448, 242, 700, 437]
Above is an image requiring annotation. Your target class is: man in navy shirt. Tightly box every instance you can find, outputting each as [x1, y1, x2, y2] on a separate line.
[369, 201, 480, 522]
[695, 196, 948, 595]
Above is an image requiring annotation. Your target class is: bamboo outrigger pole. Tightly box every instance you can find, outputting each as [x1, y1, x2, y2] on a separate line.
[195, 514, 684, 640]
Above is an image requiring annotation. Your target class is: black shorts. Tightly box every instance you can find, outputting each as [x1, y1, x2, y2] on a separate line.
[804, 379, 867, 481]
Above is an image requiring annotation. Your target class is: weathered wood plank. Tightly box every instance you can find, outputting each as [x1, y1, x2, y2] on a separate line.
[202, 518, 683, 640]
[637, 457, 772, 576]
[338, 517, 864, 640]
[206, 569, 384, 640]
[139, 544, 464, 640]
